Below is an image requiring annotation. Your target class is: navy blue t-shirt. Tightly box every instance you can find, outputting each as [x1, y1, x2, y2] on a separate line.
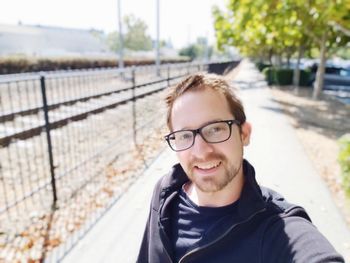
[171, 186, 239, 262]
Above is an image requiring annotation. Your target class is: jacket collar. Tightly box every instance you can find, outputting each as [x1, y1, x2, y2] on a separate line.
[160, 159, 266, 221]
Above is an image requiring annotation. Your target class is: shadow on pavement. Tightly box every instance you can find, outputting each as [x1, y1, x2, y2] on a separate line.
[270, 94, 350, 140]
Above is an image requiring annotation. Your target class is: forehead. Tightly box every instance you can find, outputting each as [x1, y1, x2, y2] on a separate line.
[171, 88, 232, 130]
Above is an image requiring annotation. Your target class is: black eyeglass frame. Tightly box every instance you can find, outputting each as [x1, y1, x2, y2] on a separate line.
[164, 119, 241, 152]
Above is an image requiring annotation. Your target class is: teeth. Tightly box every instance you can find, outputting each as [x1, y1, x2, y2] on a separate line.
[196, 162, 220, 170]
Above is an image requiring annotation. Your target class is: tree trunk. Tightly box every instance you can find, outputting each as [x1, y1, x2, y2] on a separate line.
[293, 43, 305, 92]
[276, 54, 282, 67]
[313, 32, 327, 99]
[268, 49, 273, 65]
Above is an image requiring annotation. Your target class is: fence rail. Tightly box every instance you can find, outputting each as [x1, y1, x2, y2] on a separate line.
[0, 60, 239, 262]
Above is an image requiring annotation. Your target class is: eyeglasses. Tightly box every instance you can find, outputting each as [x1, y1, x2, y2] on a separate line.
[164, 120, 241, 152]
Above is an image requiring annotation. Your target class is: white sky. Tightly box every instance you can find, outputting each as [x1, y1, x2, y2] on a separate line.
[0, 0, 226, 49]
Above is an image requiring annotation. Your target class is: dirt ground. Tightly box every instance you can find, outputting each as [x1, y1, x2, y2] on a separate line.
[270, 86, 350, 227]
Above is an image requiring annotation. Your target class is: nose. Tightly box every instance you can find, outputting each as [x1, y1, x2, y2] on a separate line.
[190, 133, 214, 158]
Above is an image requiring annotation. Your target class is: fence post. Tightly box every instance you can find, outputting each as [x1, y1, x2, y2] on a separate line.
[131, 67, 137, 146]
[40, 74, 57, 204]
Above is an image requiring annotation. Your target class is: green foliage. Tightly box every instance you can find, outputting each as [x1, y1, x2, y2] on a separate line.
[213, 0, 350, 99]
[256, 62, 271, 72]
[212, 0, 350, 61]
[178, 37, 213, 60]
[335, 44, 350, 59]
[263, 68, 293, 85]
[107, 31, 121, 52]
[107, 14, 153, 52]
[338, 134, 350, 197]
[179, 45, 200, 60]
[213, 0, 308, 59]
[298, 70, 312, 86]
[263, 67, 311, 86]
[123, 15, 152, 51]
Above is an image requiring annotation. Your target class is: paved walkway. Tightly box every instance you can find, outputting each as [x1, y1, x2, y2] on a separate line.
[59, 60, 350, 262]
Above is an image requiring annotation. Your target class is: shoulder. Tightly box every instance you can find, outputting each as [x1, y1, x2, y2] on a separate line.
[149, 164, 188, 208]
[261, 209, 344, 262]
[153, 163, 189, 193]
[258, 187, 344, 262]
[261, 186, 311, 221]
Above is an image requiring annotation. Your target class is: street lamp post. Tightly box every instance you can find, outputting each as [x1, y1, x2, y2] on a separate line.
[156, 0, 160, 76]
[117, 0, 124, 71]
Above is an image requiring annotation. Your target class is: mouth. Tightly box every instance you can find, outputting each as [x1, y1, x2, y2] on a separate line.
[194, 161, 221, 174]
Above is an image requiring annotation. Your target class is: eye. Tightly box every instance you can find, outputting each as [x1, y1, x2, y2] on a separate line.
[177, 132, 192, 141]
[211, 126, 223, 132]
[202, 122, 228, 138]
[208, 124, 225, 134]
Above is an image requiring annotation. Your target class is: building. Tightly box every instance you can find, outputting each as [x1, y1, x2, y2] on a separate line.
[0, 23, 112, 57]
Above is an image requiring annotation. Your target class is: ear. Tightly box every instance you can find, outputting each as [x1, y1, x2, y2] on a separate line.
[240, 122, 252, 146]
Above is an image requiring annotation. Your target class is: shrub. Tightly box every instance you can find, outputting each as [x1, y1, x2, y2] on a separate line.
[262, 67, 293, 85]
[299, 70, 312, 87]
[262, 67, 272, 85]
[256, 62, 271, 72]
[0, 56, 190, 74]
[263, 67, 312, 86]
[338, 134, 350, 197]
[275, 68, 293, 85]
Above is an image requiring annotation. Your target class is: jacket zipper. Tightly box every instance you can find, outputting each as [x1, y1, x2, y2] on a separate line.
[178, 207, 266, 263]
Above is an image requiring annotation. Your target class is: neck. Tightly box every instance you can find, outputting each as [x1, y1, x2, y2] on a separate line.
[185, 170, 245, 207]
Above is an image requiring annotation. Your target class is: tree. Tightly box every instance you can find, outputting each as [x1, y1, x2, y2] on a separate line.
[213, 0, 312, 63]
[213, 0, 350, 99]
[179, 37, 213, 60]
[123, 15, 152, 51]
[107, 14, 153, 52]
[305, 0, 350, 99]
[179, 45, 200, 60]
[107, 31, 121, 52]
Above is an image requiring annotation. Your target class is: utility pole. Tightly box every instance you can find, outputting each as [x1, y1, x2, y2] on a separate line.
[117, 0, 124, 70]
[204, 32, 209, 63]
[155, 0, 160, 76]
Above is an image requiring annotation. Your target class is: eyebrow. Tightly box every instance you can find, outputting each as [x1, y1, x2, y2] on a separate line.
[175, 118, 226, 132]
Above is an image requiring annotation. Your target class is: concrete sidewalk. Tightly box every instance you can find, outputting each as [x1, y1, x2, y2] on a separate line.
[60, 60, 350, 262]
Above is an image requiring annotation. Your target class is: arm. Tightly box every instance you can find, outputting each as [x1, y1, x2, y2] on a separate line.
[261, 216, 345, 263]
[136, 208, 151, 263]
[136, 176, 165, 263]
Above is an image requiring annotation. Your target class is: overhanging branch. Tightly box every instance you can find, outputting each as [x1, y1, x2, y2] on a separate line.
[329, 21, 350, 36]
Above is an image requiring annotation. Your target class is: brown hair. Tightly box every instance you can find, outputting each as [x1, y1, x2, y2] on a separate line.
[165, 73, 246, 130]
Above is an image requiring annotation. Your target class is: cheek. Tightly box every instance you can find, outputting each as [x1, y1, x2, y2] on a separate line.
[177, 152, 189, 166]
[177, 151, 195, 174]
[222, 138, 242, 158]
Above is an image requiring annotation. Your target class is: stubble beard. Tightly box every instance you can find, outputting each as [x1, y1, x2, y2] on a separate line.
[187, 152, 243, 193]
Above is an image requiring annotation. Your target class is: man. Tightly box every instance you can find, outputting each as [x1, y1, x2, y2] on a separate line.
[137, 73, 344, 263]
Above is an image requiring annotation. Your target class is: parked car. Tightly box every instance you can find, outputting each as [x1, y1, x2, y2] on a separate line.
[307, 60, 350, 104]
[308, 61, 350, 89]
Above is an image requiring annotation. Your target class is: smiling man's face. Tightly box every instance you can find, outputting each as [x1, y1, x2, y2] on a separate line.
[171, 87, 250, 194]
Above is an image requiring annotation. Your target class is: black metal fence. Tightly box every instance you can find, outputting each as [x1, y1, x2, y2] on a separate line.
[0, 61, 239, 261]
